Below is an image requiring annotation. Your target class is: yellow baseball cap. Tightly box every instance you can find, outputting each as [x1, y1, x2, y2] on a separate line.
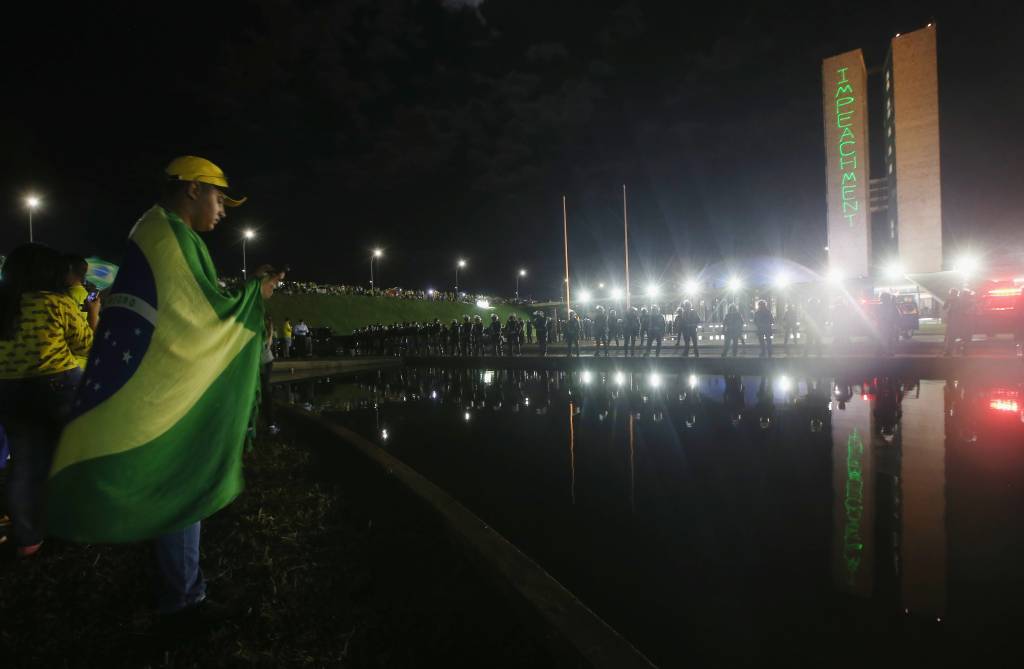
[164, 155, 248, 207]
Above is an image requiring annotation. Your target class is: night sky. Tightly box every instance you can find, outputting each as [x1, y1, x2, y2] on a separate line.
[2, 1, 1021, 299]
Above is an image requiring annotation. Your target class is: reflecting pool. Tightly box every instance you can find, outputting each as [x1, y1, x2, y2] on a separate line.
[277, 369, 1024, 666]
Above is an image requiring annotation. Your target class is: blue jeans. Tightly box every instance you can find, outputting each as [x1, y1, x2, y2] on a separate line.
[0, 368, 82, 547]
[154, 521, 206, 614]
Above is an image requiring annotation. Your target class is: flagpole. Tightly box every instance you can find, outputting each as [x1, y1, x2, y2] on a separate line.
[623, 184, 631, 310]
[562, 195, 571, 312]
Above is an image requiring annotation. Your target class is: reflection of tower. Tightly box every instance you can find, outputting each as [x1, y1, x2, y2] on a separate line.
[898, 380, 947, 617]
[870, 378, 903, 608]
[831, 387, 875, 596]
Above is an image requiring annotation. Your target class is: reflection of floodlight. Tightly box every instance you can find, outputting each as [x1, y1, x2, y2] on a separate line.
[773, 272, 790, 289]
[827, 267, 844, 283]
[614, 372, 626, 386]
[610, 287, 623, 300]
[579, 289, 592, 304]
[649, 373, 661, 388]
[728, 276, 743, 292]
[581, 371, 592, 384]
[954, 255, 979, 276]
[647, 283, 660, 298]
[688, 374, 698, 389]
[778, 375, 793, 393]
[884, 262, 904, 281]
[684, 279, 700, 295]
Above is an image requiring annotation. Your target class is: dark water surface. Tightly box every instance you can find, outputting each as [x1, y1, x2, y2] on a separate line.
[276, 368, 1024, 667]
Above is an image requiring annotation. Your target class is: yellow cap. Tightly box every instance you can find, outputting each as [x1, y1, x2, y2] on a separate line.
[164, 156, 247, 207]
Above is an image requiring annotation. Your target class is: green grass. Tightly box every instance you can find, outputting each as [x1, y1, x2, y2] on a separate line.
[265, 294, 535, 333]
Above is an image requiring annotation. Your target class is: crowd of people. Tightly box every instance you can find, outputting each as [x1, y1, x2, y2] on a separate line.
[335, 286, 1024, 360]
[220, 276, 531, 308]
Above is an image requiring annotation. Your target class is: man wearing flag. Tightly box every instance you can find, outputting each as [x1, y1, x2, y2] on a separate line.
[47, 156, 286, 624]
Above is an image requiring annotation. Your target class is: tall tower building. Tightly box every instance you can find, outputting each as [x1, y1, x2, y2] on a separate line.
[822, 49, 871, 278]
[884, 25, 943, 274]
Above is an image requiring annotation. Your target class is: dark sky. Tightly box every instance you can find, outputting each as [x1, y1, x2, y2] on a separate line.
[2, 1, 1021, 299]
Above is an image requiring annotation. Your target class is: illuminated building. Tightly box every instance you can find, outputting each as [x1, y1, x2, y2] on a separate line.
[823, 24, 943, 279]
[822, 49, 871, 278]
[885, 26, 943, 274]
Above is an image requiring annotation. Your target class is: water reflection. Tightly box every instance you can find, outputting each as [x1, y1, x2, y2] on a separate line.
[275, 369, 1024, 665]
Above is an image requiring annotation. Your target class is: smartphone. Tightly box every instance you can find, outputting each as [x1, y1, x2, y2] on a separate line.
[86, 290, 99, 303]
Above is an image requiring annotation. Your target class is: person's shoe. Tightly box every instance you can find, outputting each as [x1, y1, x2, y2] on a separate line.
[16, 542, 43, 558]
[158, 598, 240, 636]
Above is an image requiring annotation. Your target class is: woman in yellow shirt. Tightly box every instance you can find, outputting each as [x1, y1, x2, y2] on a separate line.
[0, 244, 98, 557]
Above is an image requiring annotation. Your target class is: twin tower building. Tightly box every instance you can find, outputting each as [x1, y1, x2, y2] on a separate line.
[823, 24, 942, 279]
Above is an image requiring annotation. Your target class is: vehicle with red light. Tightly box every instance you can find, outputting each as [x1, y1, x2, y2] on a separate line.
[967, 281, 1022, 338]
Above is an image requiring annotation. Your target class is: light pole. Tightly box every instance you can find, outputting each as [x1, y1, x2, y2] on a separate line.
[516, 268, 526, 299]
[242, 228, 255, 278]
[370, 248, 383, 291]
[25, 195, 40, 243]
[455, 259, 466, 295]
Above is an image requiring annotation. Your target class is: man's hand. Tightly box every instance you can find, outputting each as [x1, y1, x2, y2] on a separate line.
[261, 271, 286, 299]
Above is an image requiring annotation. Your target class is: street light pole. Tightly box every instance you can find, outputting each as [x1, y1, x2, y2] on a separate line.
[25, 195, 40, 243]
[371, 249, 383, 291]
[242, 229, 255, 278]
[456, 259, 466, 295]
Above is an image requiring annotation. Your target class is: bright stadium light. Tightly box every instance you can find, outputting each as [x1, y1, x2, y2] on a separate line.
[778, 375, 793, 393]
[649, 373, 661, 388]
[827, 267, 844, 284]
[581, 371, 593, 385]
[773, 272, 790, 290]
[884, 262, 904, 281]
[598, 282, 605, 289]
[610, 287, 623, 300]
[688, 374, 698, 389]
[427, 288, 435, 296]
[684, 279, 700, 295]
[954, 255, 979, 276]
[579, 289, 592, 304]
[728, 276, 743, 292]
[646, 283, 660, 298]
[614, 372, 626, 386]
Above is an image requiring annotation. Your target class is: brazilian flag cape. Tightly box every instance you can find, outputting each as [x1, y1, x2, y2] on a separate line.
[47, 205, 265, 543]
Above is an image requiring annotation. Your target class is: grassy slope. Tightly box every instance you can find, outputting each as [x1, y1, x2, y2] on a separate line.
[266, 294, 534, 333]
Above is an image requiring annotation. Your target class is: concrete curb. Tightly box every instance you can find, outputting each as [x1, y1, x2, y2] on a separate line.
[278, 403, 658, 669]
